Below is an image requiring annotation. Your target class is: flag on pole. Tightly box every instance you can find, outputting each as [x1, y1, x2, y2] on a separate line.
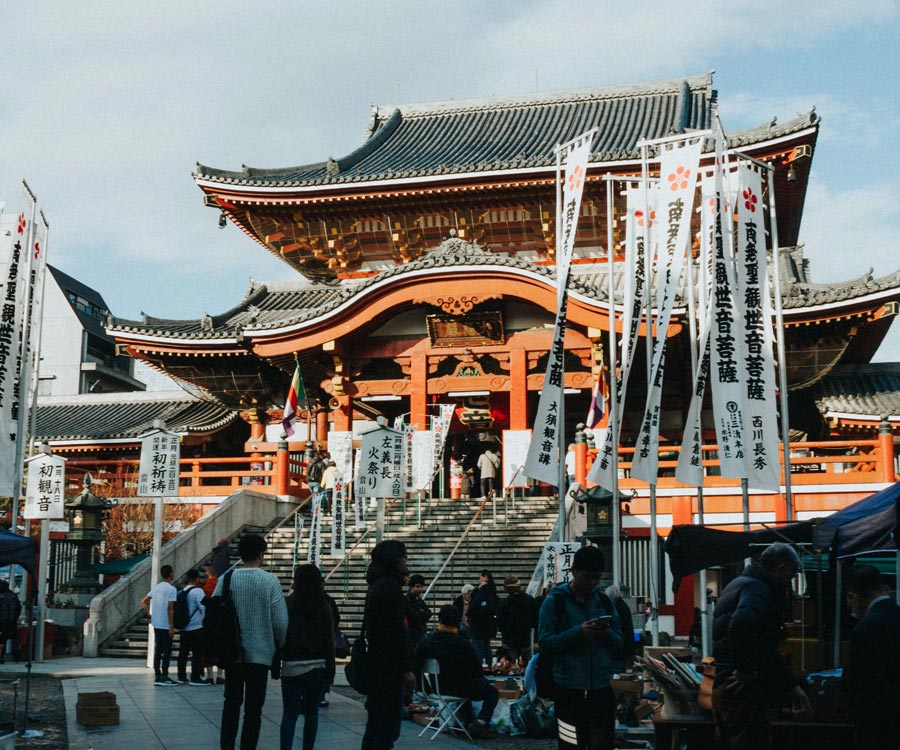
[585, 372, 608, 429]
[282, 361, 307, 436]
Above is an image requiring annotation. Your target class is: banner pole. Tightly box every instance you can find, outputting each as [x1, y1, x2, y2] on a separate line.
[605, 175, 621, 585]
[641, 144, 660, 647]
[766, 168, 793, 521]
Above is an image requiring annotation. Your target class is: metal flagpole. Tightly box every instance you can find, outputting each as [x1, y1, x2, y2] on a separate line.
[766, 168, 794, 521]
[683, 216, 711, 656]
[556, 142, 567, 542]
[641, 145, 660, 646]
[605, 175, 621, 584]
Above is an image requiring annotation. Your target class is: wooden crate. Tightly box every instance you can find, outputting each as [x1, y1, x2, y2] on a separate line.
[76, 691, 119, 727]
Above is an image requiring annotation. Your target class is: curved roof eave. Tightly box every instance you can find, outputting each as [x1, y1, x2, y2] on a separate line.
[195, 125, 818, 198]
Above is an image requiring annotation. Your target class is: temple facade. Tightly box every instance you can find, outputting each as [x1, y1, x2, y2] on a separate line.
[106, 71, 900, 633]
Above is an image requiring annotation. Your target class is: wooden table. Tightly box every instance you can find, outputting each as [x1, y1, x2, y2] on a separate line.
[652, 713, 853, 750]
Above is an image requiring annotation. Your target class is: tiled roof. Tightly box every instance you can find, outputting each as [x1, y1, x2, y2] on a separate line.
[194, 73, 819, 189]
[813, 364, 900, 418]
[35, 392, 238, 441]
[108, 240, 900, 341]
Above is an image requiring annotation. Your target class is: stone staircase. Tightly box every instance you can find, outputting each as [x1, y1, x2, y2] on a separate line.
[98, 495, 557, 658]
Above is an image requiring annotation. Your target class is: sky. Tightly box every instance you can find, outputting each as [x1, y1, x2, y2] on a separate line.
[2, 0, 899, 360]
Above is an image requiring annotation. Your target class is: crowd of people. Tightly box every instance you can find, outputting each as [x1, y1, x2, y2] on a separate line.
[140, 529, 900, 750]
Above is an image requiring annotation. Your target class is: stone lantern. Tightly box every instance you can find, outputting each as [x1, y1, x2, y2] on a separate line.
[571, 485, 632, 587]
[63, 474, 117, 598]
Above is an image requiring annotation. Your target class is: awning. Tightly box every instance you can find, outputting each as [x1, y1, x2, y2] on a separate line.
[91, 553, 148, 575]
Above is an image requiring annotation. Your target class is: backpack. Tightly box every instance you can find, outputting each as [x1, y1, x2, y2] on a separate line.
[535, 589, 614, 699]
[306, 459, 325, 483]
[202, 570, 243, 667]
[173, 585, 200, 630]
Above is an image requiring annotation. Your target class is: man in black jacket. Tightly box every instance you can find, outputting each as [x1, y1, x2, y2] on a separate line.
[417, 605, 499, 739]
[405, 574, 432, 645]
[844, 563, 900, 748]
[497, 575, 535, 662]
[711, 542, 810, 749]
[361, 540, 415, 750]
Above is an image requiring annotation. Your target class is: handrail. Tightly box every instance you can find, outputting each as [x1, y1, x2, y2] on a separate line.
[422, 496, 490, 603]
[323, 498, 401, 582]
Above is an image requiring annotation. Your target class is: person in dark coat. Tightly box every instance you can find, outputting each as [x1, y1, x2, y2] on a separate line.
[844, 563, 900, 749]
[405, 574, 432, 645]
[211, 537, 234, 577]
[467, 570, 499, 665]
[361, 540, 415, 750]
[497, 575, 535, 662]
[279, 564, 335, 750]
[417, 605, 499, 739]
[711, 543, 810, 749]
[0, 579, 21, 664]
[605, 584, 636, 670]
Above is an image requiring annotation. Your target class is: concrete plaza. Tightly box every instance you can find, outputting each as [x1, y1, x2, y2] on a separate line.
[4, 657, 475, 750]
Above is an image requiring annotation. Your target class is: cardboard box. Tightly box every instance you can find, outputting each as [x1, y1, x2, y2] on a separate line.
[610, 676, 644, 702]
[76, 691, 119, 727]
[643, 646, 691, 662]
[497, 688, 522, 700]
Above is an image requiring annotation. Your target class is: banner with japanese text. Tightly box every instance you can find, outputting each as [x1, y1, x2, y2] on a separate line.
[352, 448, 364, 528]
[709, 145, 749, 479]
[431, 403, 455, 476]
[403, 424, 416, 492]
[736, 164, 780, 492]
[358, 425, 405, 498]
[24, 453, 66, 519]
[542, 541, 582, 588]
[330, 474, 346, 557]
[676, 174, 718, 485]
[502, 430, 531, 488]
[588, 185, 654, 489]
[328, 431, 354, 479]
[632, 139, 702, 484]
[138, 429, 181, 496]
[0, 190, 34, 497]
[307, 492, 323, 567]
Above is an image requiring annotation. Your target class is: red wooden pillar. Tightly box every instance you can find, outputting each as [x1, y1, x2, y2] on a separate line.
[411, 351, 428, 430]
[879, 416, 896, 482]
[509, 349, 528, 431]
[671, 495, 695, 636]
[332, 396, 351, 434]
[316, 408, 329, 444]
[274, 439, 289, 495]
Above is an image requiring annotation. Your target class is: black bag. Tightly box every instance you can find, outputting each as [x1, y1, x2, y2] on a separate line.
[334, 627, 351, 659]
[344, 625, 369, 694]
[173, 585, 199, 630]
[202, 570, 243, 668]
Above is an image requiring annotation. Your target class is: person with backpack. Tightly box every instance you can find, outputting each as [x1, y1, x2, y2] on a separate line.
[538, 546, 623, 750]
[305, 453, 325, 497]
[467, 570, 499, 665]
[214, 533, 288, 750]
[498, 575, 536, 662]
[141, 565, 178, 686]
[201, 563, 224, 684]
[279, 564, 335, 750]
[211, 538, 234, 577]
[174, 568, 210, 685]
[0, 579, 21, 664]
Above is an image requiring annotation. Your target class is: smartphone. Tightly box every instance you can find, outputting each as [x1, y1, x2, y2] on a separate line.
[597, 615, 612, 621]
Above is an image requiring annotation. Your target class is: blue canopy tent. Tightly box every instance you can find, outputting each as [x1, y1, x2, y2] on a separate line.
[809, 482, 900, 665]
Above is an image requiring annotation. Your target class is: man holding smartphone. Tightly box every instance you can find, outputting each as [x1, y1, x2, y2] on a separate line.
[538, 545, 623, 750]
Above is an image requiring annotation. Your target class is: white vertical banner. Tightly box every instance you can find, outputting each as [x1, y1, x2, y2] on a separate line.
[352, 448, 364, 529]
[330, 474, 346, 557]
[0, 191, 33, 496]
[138, 429, 181, 496]
[632, 139, 702, 484]
[709, 143, 749, 478]
[431, 404, 454, 475]
[524, 131, 594, 485]
[24, 453, 66, 519]
[412, 430, 436, 491]
[502, 429, 531, 488]
[403, 424, 416, 492]
[676, 175, 717, 485]
[736, 164, 780, 492]
[329, 431, 353, 478]
[542, 541, 582, 589]
[307, 492, 323, 566]
[588, 185, 654, 489]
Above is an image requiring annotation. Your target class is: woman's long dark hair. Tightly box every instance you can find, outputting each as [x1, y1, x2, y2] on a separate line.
[291, 563, 325, 614]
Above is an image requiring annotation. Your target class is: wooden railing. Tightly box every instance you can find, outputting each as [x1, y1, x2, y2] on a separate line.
[584, 436, 897, 489]
[64, 452, 308, 499]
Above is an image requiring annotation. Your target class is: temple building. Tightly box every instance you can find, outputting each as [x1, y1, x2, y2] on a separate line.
[103, 71, 900, 634]
[108, 72, 899, 456]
